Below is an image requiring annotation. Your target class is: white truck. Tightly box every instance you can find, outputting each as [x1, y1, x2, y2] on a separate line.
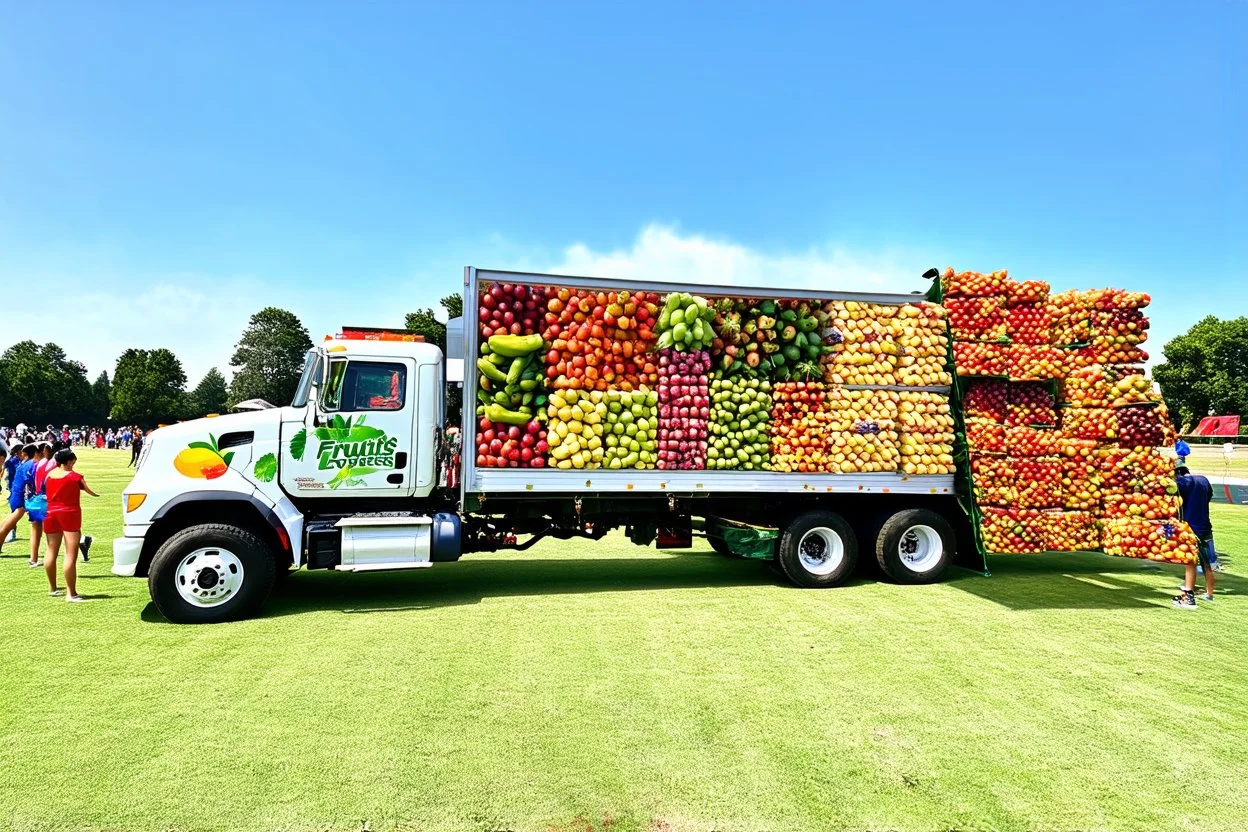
[113, 268, 965, 623]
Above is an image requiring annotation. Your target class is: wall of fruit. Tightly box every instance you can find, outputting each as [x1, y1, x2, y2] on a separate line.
[941, 268, 1197, 565]
[473, 281, 955, 476]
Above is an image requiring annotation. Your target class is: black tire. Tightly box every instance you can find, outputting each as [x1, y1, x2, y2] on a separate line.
[777, 510, 858, 588]
[875, 509, 954, 584]
[147, 523, 277, 624]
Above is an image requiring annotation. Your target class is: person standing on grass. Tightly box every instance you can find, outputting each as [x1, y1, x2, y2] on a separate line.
[0, 446, 14, 544]
[43, 449, 98, 602]
[130, 428, 144, 467]
[1173, 465, 1217, 609]
[0, 444, 38, 561]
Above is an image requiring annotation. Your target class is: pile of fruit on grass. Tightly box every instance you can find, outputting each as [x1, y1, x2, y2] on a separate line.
[656, 349, 711, 470]
[545, 388, 607, 469]
[947, 268, 1195, 562]
[979, 507, 1045, 554]
[708, 377, 772, 470]
[820, 301, 901, 385]
[893, 302, 952, 386]
[1102, 518, 1198, 563]
[542, 288, 661, 391]
[603, 387, 659, 469]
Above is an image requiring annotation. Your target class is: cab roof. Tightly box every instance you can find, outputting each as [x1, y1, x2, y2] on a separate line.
[321, 338, 445, 361]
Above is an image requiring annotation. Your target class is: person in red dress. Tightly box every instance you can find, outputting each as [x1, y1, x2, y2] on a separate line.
[44, 449, 99, 602]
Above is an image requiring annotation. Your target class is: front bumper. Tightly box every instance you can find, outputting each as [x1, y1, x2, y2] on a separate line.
[112, 537, 144, 577]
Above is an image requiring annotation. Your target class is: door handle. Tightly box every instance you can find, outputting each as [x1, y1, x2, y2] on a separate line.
[386, 473, 404, 484]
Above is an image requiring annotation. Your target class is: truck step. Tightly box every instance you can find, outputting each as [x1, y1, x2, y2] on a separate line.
[333, 561, 435, 572]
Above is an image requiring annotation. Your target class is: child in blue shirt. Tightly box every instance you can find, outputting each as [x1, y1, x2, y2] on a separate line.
[0, 444, 38, 558]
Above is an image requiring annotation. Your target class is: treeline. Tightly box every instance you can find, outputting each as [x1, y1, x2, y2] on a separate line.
[0, 307, 313, 429]
[0, 298, 464, 429]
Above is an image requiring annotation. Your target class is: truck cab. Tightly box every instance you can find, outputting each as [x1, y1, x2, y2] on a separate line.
[113, 333, 459, 623]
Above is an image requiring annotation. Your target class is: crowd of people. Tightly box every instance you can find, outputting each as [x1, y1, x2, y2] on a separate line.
[1, 422, 145, 467]
[1, 423, 103, 602]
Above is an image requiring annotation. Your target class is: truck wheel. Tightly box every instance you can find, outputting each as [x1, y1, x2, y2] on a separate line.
[147, 524, 276, 624]
[875, 509, 953, 584]
[777, 511, 857, 588]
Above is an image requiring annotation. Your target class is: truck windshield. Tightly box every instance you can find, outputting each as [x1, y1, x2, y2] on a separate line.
[291, 350, 323, 407]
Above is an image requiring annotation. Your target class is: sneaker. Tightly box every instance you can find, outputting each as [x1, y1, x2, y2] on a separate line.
[66, 595, 86, 603]
[27, 560, 41, 568]
[1172, 592, 1198, 610]
[1201, 593, 1214, 602]
[1178, 583, 1194, 593]
[80, 536, 92, 562]
[49, 589, 63, 597]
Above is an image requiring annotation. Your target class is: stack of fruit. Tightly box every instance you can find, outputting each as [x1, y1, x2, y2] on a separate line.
[1005, 425, 1058, 456]
[1117, 405, 1168, 448]
[821, 301, 899, 385]
[897, 391, 956, 475]
[1061, 364, 1144, 407]
[545, 388, 607, 469]
[1101, 492, 1181, 520]
[1008, 345, 1067, 381]
[475, 333, 547, 426]
[655, 292, 717, 353]
[1061, 407, 1118, 442]
[1041, 510, 1100, 552]
[946, 295, 1007, 342]
[954, 342, 1009, 377]
[1058, 437, 1102, 511]
[979, 507, 1045, 554]
[656, 349, 711, 470]
[479, 282, 544, 339]
[821, 387, 900, 473]
[603, 387, 659, 469]
[893, 302, 952, 387]
[475, 416, 548, 469]
[1006, 383, 1057, 427]
[1102, 519, 1197, 563]
[707, 377, 772, 470]
[971, 454, 1015, 507]
[542, 288, 661, 392]
[1050, 288, 1151, 365]
[770, 382, 830, 473]
[1013, 457, 1064, 508]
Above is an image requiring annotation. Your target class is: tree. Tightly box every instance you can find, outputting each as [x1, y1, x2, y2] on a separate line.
[91, 371, 112, 424]
[0, 341, 94, 426]
[111, 348, 188, 427]
[229, 307, 312, 407]
[188, 368, 230, 418]
[404, 293, 463, 352]
[1153, 316, 1248, 428]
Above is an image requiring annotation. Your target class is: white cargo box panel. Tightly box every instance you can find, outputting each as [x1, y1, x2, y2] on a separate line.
[460, 267, 954, 498]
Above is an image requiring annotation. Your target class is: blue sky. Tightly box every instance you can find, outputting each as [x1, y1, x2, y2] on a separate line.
[1, 1, 1243, 382]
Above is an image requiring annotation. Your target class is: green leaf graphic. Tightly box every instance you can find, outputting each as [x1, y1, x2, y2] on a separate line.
[187, 441, 216, 452]
[290, 428, 307, 461]
[222, 451, 235, 467]
[313, 426, 336, 441]
[348, 425, 386, 441]
[208, 433, 218, 451]
[253, 453, 277, 483]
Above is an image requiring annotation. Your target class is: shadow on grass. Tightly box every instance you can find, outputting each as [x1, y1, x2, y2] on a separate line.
[261, 551, 783, 619]
[947, 550, 1246, 611]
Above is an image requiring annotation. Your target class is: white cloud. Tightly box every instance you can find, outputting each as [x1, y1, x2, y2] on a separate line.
[545, 224, 929, 295]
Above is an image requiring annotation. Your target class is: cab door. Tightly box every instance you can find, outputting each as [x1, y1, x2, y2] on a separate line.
[280, 357, 417, 498]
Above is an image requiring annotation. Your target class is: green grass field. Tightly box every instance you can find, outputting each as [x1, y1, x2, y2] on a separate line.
[1185, 445, 1248, 478]
[1, 448, 1246, 832]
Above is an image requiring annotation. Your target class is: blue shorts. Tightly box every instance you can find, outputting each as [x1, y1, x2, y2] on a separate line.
[1196, 536, 1214, 570]
[8, 493, 22, 513]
